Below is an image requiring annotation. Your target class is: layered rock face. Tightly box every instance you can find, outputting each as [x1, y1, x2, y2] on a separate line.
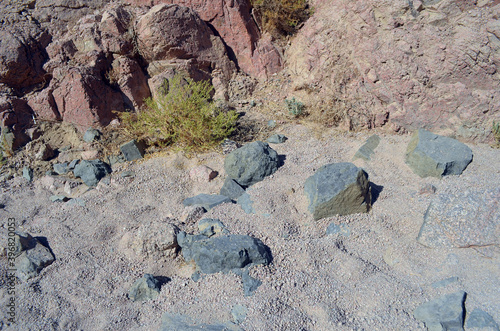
[286, 0, 500, 142]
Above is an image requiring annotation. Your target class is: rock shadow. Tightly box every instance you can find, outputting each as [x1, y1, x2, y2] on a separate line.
[370, 182, 383, 205]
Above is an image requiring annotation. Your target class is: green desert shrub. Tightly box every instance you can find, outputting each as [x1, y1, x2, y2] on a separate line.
[251, 0, 311, 37]
[285, 97, 305, 117]
[120, 75, 238, 151]
[492, 121, 500, 147]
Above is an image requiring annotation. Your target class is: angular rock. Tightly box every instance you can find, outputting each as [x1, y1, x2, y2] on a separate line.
[224, 141, 279, 187]
[83, 128, 101, 143]
[14, 232, 55, 281]
[353, 134, 380, 161]
[267, 134, 288, 144]
[431, 277, 459, 289]
[35, 144, 54, 161]
[198, 218, 226, 237]
[22, 166, 33, 182]
[189, 165, 218, 182]
[53, 163, 69, 175]
[177, 232, 272, 274]
[237, 192, 256, 215]
[241, 269, 262, 297]
[50, 195, 71, 203]
[417, 189, 500, 248]
[182, 194, 231, 211]
[111, 56, 151, 109]
[414, 291, 467, 331]
[220, 178, 245, 200]
[128, 274, 161, 302]
[68, 159, 80, 170]
[406, 130, 473, 178]
[120, 139, 145, 161]
[466, 309, 499, 331]
[73, 160, 111, 187]
[304, 162, 371, 220]
[160, 312, 243, 331]
[120, 221, 179, 259]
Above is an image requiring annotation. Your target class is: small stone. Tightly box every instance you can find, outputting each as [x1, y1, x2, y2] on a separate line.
[182, 194, 231, 211]
[14, 232, 55, 281]
[35, 144, 54, 161]
[68, 159, 80, 170]
[352, 134, 380, 161]
[267, 120, 277, 128]
[160, 312, 243, 331]
[414, 291, 467, 331]
[431, 277, 459, 288]
[73, 160, 111, 187]
[231, 304, 248, 324]
[326, 223, 351, 237]
[220, 178, 246, 200]
[50, 195, 71, 202]
[128, 274, 162, 302]
[53, 163, 69, 175]
[198, 218, 226, 237]
[22, 166, 33, 182]
[107, 154, 126, 166]
[26, 128, 41, 140]
[419, 183, 437, 195]
[189, 165, 218, 182]
[121, 171, 135, 178]
[466, 309, 499, 330]
[83, 128, 101, 143]
[120, 139, 145, 161]
[241, 269, 262, 297]
[237, 192, 255, 214]
[66, 198, 86, 207]
[267, 134, 288, 144]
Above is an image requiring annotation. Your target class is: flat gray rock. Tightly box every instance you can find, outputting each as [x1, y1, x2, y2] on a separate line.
[414, 291, 467, 331]
[128, 274, 161, 302]
[417, 189, 500, 248]
[353, 134, 380, 161]
[177, 232, 272, 274]
[120, 139, 145, 161]
[466, 309, 499, 330]
[224, 141, 279, 187]
[220, 178, 245, 200]
[405, 129, 473, 178]
[237, 192, 256, 214]
[304, 162, 371, 220]
[182, 194, 231, 211]
[53, 163, 69, 175]
[160, 312, 242, 331]
[267, 133, 287, 144]
[73, 160, 111, 187]
[14, 232, 55, 281]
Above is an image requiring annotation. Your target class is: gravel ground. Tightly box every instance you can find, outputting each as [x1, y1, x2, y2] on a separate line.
[0, 125, 499, 330]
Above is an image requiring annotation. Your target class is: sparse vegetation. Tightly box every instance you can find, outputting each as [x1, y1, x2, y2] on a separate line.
[251, 0, 311, 37]
[285, 97, 305, 117]
[119, 75, 238, 151]
[492, 121, 500, 148]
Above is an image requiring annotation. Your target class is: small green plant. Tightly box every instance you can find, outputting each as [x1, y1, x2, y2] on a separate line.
[251, 0, 311, 37]
[119, 75, 238, 151]
[492, 121, 500, 147]
[285, 97, 305, 117]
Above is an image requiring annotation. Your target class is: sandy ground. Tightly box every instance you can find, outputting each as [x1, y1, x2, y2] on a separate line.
[0, 124, 499, 330]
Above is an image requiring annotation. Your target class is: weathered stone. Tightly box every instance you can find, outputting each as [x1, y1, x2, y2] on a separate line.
[160, 312, 243, 331]
[304, 162, 371, 220]
[181, 205, 206, 225]
[414, 291, 467, 331]
[35, 144, 54, 161]
[198, 218, 226, 237]
[14, 232, 55, 281]
[128, 274, 161, 302]
[120, 139, 145, 161]
[83, 128, 101, 143]
[182, 194, 231, 211]
[73, 160, 111, 187]
[120, 221, 179, 259]
[405, 130, 473, 178]
[22, 166, 33, 182]
[189, 165, 218, 182]
[417, 189, 500, 248]
[240, 269, 262, 297]
[353, 134, 380, 161]
[231, 304, 248, 325]
[267, 134, 288, 144]
[53, 163, 69, 175]
[177, 232, 272, 274]
[466, 309, 499, 331]
[50, 195, 71, 203]
[220, 178, 245, 200]
[326, 223, 351, 237]
[68, 159, 79, 170]
[237, 192, 255, 215]
[224, 141, 279, 187]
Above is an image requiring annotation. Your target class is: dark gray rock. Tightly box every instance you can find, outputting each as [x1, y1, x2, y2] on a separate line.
[14, 232, 55, 281]
[417, 189, 500, 248]
[224, 141, 279, 187]
[73, 160, 111, 187]
[50, 195, 71, 203]
[414, 291, 467, 331]
[177, 232, 272, 274]
[120, 139, 145, 161]
[237, 192, 255, 214]
[83, 128, 101, 143]
[405, 129, 473, 178]
[128, 274, 161, 302]
[53, 163, 69, 175]
[466, 309, 499, 331]
[220, 178, 245, 200]
[22, 166, 33, 182]
[160, 312, 242, 331]
[326, 223, 351, 237]
[198, 218, 227, 237]
[353, 134, 380, 161]
[304, 162, 371, 220]
[182, 194, 231, 211]
[267, 134, 288, 144]
[231, 305, 248, 325]
[241, 269, 262, 297]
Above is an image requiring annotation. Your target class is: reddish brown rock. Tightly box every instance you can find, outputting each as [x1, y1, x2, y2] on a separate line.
[111, 56, 151, 109]
[27, 88, 61, 122]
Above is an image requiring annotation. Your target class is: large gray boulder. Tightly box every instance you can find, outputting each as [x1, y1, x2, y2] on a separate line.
[304, 162, 371, 220]
[414, 291, 467, 331]
[405, 129, 473, 178]
[224, 141, 279, 187]
[14, 232, 55, 281]
[177, 232, 272, 274]
[73, 160, 111, 187]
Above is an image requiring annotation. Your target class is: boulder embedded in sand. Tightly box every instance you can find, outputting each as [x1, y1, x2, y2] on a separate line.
[224, 141, 279, 187]
[73, 160, 111, 187]
[414, 291, 467, 331]
[304, 162, 371, 220]
[405, 129, 473, 178]
[14, 232, 55, 281]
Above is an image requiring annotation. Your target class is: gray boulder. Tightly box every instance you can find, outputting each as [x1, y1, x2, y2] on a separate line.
[224, 141, 279, 187]
[220, 178, 245, 200]
[14, 232, 55, 281]
[128, 274, 162, 302]
[304, 162, 371, 220]
[414, 291, 467, 331]
[120, 139, 145, 161]
[177, 232, 272, 274]
[73, 160, 111, 187]
[417, 189, 499, 248]
[182, 194, 231, 211]
[405, 129, 473, 178]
